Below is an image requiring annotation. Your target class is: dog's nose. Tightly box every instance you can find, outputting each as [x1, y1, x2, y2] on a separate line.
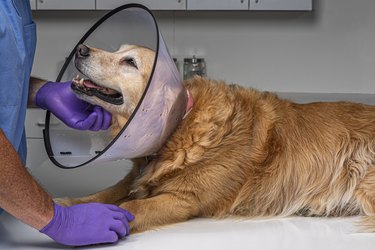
[77, 44, 90, 58]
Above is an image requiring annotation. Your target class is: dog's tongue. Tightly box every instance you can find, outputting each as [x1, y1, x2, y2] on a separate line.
[83, 79, 118, 95]
[83, 79, 102, 89]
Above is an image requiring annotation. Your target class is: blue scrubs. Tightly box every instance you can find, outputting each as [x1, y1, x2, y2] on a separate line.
[0, 0, 36, 215]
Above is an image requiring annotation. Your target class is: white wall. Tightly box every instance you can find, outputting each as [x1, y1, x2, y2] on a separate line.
[31, 0, 375, 94]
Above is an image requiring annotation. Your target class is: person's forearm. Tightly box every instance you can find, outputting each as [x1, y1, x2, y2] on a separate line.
[0, 129, 53, 230]
[28, 77, 47, 108]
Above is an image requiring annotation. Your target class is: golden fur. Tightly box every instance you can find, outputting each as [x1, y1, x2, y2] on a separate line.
[58, 44, 375, 233]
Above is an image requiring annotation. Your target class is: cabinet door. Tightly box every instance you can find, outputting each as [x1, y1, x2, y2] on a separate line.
[96, 0, 186, 10]
[26, 109, 62, 138]
[26, 109, 46, 139]
[249, 0, 312, 11]
[36, 0, 95, 10]
[187, 0, 248, 10]
[30, 0, 36, 10]
[26, 139, 49, 171]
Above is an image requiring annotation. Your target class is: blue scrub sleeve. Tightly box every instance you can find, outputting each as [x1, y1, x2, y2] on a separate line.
[0, 0, 36, 216]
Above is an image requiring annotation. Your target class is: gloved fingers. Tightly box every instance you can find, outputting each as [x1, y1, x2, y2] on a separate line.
[75, 112, 97, 130]
[104, 204, 135, 222]
[112, 211, 126, 222]
[123, 210, 135, 222]
[112, 212, 131, 236]
[102, 108, 112, 129]
[89, 106, 104, 131]
[125, 220, 130, 236]
[101, 231, 119, 244]
[109, 220, 127, 238]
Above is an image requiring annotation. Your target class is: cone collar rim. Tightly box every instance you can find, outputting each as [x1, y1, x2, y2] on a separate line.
[43, 4, 161, 169]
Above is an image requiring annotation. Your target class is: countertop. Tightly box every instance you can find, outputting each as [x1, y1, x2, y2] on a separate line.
[1, 212, 375, 250]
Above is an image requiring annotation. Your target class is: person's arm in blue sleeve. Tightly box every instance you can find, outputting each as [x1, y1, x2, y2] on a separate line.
[27, 77, 111, 131]
[0, 129, 134, 246]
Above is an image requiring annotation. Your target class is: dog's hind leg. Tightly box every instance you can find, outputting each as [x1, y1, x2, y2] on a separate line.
[355, 167, 375, 232]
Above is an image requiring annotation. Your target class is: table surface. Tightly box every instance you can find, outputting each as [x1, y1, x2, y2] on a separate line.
[1, 212, 375, 250]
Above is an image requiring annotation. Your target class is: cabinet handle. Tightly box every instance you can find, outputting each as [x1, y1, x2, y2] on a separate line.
[39, 0, 44, 3]
[60, 151, 72, 155]
[36, 121, 60, 127]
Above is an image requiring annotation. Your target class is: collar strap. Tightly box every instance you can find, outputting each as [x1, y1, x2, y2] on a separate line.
[183, 89, 194, 119]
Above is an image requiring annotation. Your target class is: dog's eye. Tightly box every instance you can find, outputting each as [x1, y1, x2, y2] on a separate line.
[121, 57, 138, 69]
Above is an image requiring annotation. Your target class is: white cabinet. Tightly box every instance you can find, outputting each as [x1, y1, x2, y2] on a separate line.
[26, 139, 49, 171]
[30, 0, 36, 10]
[25, 109, 132, 195]
[25, 108, 47, 139]
[249, 0, 312, 11]
[31, 0, 312, 11]
[187, 0, 248, 10]
[96, 0, 186, 10]
[36, 0, 95, 10]
[25, 109, 49, 170]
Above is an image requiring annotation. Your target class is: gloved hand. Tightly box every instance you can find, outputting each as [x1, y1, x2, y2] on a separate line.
[35, 81, 112, 131]
[40, 202, 134, 246]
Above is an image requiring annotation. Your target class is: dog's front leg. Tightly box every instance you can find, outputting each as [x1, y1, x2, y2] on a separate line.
[120, 192, 199, 233]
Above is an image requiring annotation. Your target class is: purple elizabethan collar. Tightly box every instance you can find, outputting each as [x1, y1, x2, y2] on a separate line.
[44, 4, 189, 168]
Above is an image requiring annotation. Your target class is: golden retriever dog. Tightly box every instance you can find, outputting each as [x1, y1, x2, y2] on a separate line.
[57, 43, 375, 234]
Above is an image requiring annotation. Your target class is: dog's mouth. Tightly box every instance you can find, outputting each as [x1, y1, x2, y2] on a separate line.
[71, 75, 124, 105]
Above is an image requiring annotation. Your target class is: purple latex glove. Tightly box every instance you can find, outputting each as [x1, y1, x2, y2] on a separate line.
[40, 202, 134, 246]
[35, 81, 112, 131]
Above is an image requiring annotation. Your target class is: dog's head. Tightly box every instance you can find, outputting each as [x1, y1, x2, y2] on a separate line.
[72, 44, 155, 131]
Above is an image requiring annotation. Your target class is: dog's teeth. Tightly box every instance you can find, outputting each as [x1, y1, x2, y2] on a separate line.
[79, 79, 84, 84]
